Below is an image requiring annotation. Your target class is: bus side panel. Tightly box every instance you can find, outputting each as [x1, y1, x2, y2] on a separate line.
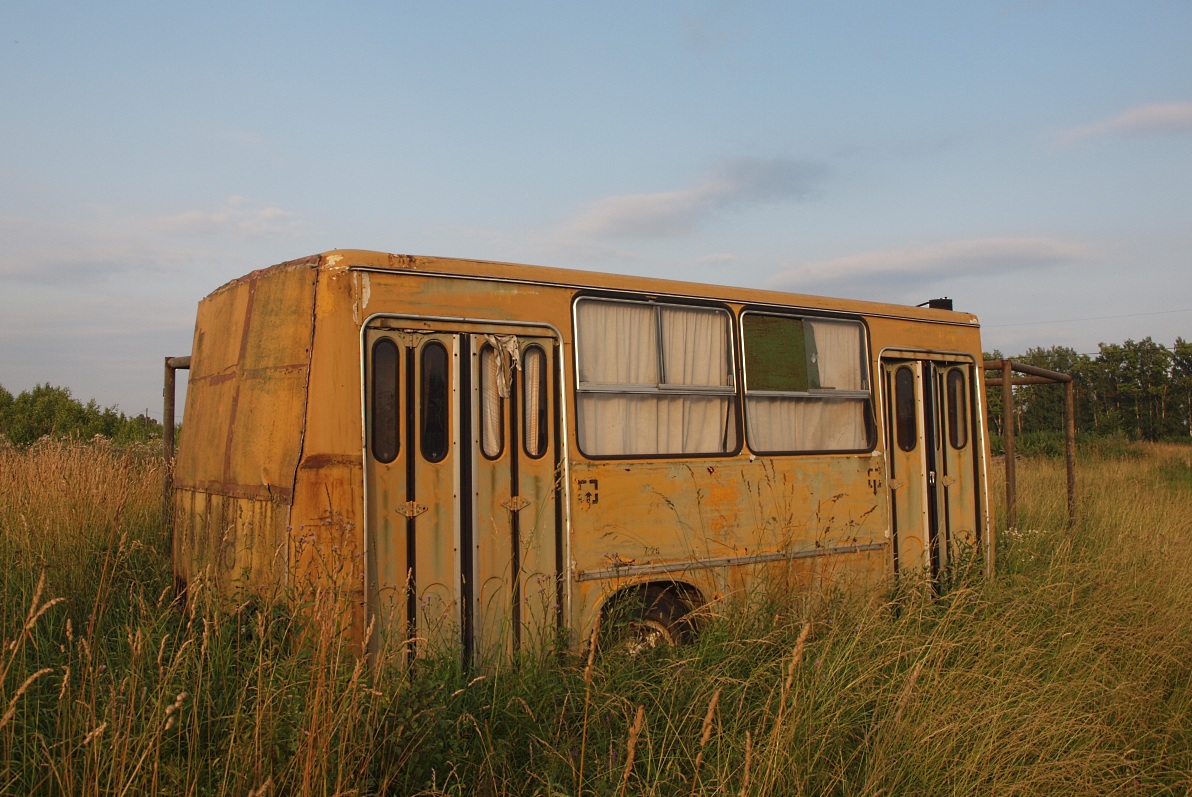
[567, 455, 889, 632]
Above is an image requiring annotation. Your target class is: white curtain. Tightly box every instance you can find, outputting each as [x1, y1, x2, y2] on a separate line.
[576, 301, 736, 456]
[480, 346, 502, 458]
[660, 306, 732, 387]
[522, 347, 544, 456]
[746, 397, 868, 451]
[807, 319, 863, 390]
[576, 301, 657, 385]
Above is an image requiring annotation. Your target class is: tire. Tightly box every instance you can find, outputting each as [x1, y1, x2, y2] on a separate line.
[602, 585, 695, 655]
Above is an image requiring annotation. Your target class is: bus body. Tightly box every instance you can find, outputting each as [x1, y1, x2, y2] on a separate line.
[173, 250, 992, 658]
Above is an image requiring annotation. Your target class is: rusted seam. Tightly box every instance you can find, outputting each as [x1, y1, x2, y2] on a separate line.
[286, 262, 322, 546]
[574, 540, 888, 582]
[222, 279, 258, 483]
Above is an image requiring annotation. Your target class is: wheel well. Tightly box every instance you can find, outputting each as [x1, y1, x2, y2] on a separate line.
[599, 580, 704, 637]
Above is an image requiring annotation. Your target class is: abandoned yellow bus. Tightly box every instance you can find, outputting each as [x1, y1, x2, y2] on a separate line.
[172, 249, 992, 661]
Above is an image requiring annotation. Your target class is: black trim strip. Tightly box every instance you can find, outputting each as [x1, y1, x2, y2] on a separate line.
[970, 365, 984, 555]
[404, 345, 418, 656]
[459, 335, 475, 667]
[509, 355, 522, 655]
[922, 363, 941, 580]
[553, 343, 564, 635]
[939, 368, 953, 570]
[884, 366, 900, 574]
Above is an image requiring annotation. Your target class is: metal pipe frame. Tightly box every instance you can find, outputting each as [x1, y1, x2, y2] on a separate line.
[982, 358, 1077, 532]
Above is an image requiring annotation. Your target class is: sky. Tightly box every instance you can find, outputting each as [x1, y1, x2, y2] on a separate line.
[2, 1, 1191, 422]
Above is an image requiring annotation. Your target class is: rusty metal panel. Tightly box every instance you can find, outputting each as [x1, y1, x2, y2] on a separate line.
[298, 258, 366, 460]
[174, 256, 319, 599]
[173, 487, 287, 599]
[225, 369, 309, 496]
[188, 281, 250, 379]
[288, 461, 366, 643]
[565, 454, 889, 635]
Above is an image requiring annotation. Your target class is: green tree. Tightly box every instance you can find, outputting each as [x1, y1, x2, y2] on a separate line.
[1016, 346, 1092, 435]
[0, 383, 162, 445]
[1170, 338, 1192, 438]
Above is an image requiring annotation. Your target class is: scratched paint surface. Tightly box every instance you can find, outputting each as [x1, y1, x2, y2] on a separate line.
[567, 454, 889, 629]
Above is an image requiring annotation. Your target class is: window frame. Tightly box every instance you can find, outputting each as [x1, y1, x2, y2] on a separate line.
[478, 343, 504, 460]
[419, 340, 451, 464]
[894, 365, 918, 453]
[739, 309, 876, 456]
[522, 344, 549, 459]
[572, 295, 742, 460]
[369, 336, 401, 464]
[946, 367, 969, 450]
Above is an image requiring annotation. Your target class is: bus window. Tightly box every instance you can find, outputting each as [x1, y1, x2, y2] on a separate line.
[523, 345, 548, 458]
[371, 338, 400, 463]
[420, 341, 450, 463]
[575, 298, 737, 457]
[947, 369, 968, 449]
[480, 344, 503, 459]
[743, 314, 873, 453]
[895, 366, 917, 452]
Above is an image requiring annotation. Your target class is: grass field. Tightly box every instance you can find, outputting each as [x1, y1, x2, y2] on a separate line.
[2, 437, 1191, 795]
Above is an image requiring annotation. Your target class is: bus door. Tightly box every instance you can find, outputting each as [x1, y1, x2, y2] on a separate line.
[365, 325, 562, 664]
[881, 357, 979, 579]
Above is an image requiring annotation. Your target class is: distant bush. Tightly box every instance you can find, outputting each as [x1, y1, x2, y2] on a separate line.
[0, 382, 162, 446]
[987, 431, 1151, 461]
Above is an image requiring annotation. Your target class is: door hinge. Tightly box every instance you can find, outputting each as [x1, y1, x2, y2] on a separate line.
[928, 471, 937, 486]
[397, 501, 428, 518]
[502, 496, 531, 512]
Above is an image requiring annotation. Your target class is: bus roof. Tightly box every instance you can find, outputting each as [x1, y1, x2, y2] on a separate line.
[206, 249, 980, 327]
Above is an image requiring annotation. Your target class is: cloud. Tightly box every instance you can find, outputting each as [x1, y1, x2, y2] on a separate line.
[0, 197, 309, 284]
[770, 237, 1090, 291]
[559, 157, 828, 240]
[1056, 102, 1192, 145]
[154, 196, 308, 240]
[0, 216, 168, 284]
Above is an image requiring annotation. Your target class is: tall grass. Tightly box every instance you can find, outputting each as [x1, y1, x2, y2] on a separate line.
[2, 438, 1191, 794]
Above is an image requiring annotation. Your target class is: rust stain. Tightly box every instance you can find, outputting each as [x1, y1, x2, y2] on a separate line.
[386, 253, 419, 270]
[193, 480, 293, 503]
[300, 453, 361, 469]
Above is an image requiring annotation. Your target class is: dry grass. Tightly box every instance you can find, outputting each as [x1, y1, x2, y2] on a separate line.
[2, 438, 1191, 795]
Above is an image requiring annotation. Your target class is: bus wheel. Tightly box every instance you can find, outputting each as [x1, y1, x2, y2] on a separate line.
[603, 585, 695, 655]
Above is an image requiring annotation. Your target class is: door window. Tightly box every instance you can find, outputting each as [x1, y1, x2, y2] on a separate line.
[523, 345, 548, 458]
[479, 344, 503, 459]
[371, 338, 400, 463]
[946, 369, 969, 450]
[420, 341, 450, 463]
[895, 366, 917, 452]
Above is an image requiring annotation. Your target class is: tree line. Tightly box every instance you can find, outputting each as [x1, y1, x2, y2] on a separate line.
[3, 335, 1189, 449]
[0, 383, 163, 446]
[986, 337, 1192, 442]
